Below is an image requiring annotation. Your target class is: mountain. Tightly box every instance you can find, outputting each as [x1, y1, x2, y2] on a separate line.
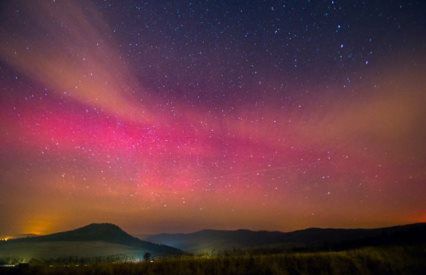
[0, 223, 181, 260]
[144, 223, 426, 254]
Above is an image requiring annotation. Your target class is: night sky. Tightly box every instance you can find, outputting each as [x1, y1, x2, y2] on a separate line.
[0, 0, 425, 237]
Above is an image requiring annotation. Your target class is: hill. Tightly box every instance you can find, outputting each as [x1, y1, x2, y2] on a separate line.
[144, 223, 426, 254]
[0, 223, 181, 261]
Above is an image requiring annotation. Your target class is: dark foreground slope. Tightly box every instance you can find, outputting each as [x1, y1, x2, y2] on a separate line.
[1, 245, 424, 275]
[145, 223, 426, 253]
[0, 223, 181, 260]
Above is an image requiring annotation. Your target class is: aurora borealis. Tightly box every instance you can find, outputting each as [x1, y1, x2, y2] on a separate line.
[0, 0, 425, 237]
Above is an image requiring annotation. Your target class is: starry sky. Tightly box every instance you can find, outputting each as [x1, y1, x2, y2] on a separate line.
[0, 0, 425, 237]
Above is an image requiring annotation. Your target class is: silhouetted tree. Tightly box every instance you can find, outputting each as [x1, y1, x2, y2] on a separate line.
[143, 252, 151, 261]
